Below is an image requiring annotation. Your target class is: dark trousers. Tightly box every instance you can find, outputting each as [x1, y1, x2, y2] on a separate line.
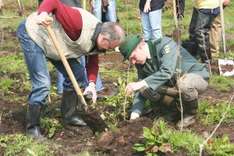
[189, 8, 219, 62]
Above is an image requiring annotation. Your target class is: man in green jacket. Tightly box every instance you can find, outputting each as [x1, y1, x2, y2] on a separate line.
[119, 35, 209, 127]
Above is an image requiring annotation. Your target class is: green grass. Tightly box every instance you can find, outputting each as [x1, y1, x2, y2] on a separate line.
[209, 75, 234, 92]
[198, 100, 234, 125]
[0, 134, 53, 156]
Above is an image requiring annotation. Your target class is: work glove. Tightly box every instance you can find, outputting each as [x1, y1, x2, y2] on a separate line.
[36, 12, 53, 27]
[143, 0, 151, 13]
[125, 80, 148, 96]
[83, 82, 97, 103]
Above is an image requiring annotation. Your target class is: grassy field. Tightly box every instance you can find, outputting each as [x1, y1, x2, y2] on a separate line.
[0, 0, 234, 155]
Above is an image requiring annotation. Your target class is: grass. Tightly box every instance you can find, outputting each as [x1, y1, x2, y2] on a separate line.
[198, 100, 234, 125]
[209, 75, 234, 92]
[0, 134, 53, 156]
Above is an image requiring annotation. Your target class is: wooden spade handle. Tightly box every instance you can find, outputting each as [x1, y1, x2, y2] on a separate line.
[46, 25, 88, 110]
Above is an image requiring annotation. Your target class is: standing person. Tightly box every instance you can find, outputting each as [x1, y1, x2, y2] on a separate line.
[16, 0, 125, 138]
[139, 0, 165, 41]
[119, 35, 209, 127]
[209, 0, 230, 58]
[90, 0, 117, 22]
[189, 0, 220, 63]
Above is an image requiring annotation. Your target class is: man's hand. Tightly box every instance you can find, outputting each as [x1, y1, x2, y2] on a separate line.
[36, 12, 53, 27]
[125, 80, 148, 96]
[83, 82, 97, 103]
[143, 0, 151, 13]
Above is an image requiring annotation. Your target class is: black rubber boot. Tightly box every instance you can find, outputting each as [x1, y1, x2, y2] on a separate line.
[61, 91, 87, 126]
[184, 99, 198, 116]
[26, 104, 43, 139]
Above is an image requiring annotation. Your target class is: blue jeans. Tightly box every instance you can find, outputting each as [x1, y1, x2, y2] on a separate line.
[92, 0, 117, 22]
[56, 69, 65, 94]
[17, 21, 89, 105]
[140, 9, 162, 41]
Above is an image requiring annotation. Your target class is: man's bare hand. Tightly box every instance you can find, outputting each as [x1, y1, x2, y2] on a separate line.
[143, 0, 151, 13]
[36, 12, 53, 27]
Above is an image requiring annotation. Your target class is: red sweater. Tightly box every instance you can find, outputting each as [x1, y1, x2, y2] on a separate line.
[38, 0, 98, 82]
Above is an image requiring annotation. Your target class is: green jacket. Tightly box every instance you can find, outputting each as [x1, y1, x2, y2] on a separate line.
[133, 37, 209, 105]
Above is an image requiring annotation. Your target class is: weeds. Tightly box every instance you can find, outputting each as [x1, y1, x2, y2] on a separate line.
[209, 75, 234, 92]
[198, 100, 234, 125]
[41, 117, 63, 138]
[206, 135, 234, 156]
[0, 134, 53, 156]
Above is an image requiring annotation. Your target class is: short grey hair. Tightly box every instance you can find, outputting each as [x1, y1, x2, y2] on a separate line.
[100, 22, 125, 44]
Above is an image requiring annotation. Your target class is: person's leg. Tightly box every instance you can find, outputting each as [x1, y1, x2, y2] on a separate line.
[105, 0, 117, 22]
[56, 69, 65, 94]
[176, 73, 208, 127]
[140, 11, 152, 41]
[92, 0, 102, 20]
[192, 9, 214, 62]
[50, 58, 88, 126]
[17, 21, 50, 138]
[209, 14, 221, 58]
[149, 9, 162, 40]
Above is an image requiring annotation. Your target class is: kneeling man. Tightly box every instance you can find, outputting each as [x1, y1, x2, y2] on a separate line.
[119, 35, 209, 127]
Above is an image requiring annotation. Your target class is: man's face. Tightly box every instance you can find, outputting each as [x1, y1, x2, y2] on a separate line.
[129, 41, 148, 65]
[97, 35, 120, 51]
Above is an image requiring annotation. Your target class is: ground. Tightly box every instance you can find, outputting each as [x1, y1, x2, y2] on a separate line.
[1, 0, 234, 156]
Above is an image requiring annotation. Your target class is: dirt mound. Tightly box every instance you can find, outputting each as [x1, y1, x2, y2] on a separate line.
[96, 117, 152, 156]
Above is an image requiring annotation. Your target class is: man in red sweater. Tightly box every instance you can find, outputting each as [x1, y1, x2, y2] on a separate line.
[16, 0, 125, 138]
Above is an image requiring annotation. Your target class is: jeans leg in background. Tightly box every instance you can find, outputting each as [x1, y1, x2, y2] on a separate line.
[16, 21, 50, 106]
[56, 69, 65, 94]
[106, 0, 117, 22]
[140, 11, 151, 41]
[149, 9, 162, 40]
[92, 0, 102, 20]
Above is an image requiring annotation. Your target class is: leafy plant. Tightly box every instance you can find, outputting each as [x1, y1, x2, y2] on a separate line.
[133, 120, 203, 155]
[41, 117, 62, 138]
[0, 134, 53, 156]
[198, 100, 234, 125]
[100, 77, 133, 125]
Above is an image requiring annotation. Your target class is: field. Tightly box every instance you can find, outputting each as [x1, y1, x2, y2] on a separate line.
[0, 0, 234, 155]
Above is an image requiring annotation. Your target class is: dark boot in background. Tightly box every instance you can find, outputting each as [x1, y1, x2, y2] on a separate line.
[176, 99, 198, 128]
[26, 104, 43, 139]
[61, 90, 87, 126]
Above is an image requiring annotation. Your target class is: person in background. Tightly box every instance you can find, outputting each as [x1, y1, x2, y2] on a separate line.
[119, 35, 209, 128]
[90, 0, 117, 22]
[189, 0, 220, 63]
[139, 0, 165, 41]
[17, 0, 125, 138]
[209, 0, 230, 58]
